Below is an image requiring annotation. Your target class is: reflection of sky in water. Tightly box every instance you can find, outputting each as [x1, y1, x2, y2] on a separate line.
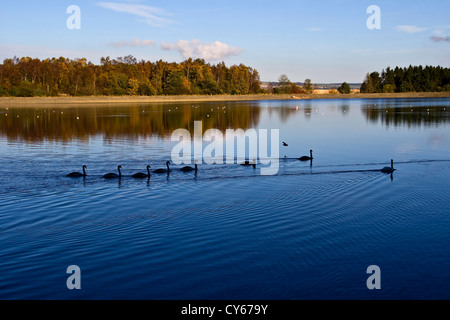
[0, 98, 449, 168]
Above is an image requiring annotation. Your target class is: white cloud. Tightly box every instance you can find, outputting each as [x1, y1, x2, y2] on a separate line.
[97, 2, 172, 26]
[108, 38, 156, 47]
[161, 40, 242, 61]
[395, 25, 429, 34]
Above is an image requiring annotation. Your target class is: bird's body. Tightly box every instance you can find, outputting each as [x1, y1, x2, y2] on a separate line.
[153, 161, 171, 174]
[241, 161, 257, 168]
[67, 165, 87, 177]
[381, 160, 396, 174]
[282, 142, 288, 147]
[181, 163, 198, 172]
[103, 165, 122, 179]
[132, 165, 151, 179]
[299, 150, 313, 161]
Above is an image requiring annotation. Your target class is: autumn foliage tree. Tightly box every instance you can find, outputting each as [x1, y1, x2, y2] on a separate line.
[0, 56, 263, 97]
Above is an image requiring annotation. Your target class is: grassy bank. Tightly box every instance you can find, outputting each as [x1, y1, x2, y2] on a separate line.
[1, 92, 449, 107]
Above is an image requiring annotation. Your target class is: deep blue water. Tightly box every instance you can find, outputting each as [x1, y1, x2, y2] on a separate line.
[0, 98, 449, 299]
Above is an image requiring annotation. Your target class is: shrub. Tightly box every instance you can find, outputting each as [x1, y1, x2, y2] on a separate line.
[338, 82, 351, 94]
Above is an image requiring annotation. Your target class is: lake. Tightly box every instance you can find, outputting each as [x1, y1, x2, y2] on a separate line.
[0, 98, 449, 300]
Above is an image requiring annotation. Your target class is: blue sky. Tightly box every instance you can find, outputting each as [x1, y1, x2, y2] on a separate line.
[0, 0, 449, 82]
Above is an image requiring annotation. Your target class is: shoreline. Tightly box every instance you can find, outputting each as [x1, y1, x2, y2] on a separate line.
[1, 92, 449, 107]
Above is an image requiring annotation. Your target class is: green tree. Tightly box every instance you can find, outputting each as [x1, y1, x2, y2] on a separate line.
[382, 84, 395, 93]
[338, 82, 351, 94]
[138, 82, 156, 96]
[361, 72, 381, 93]
[16, 81, 36, 97]
[278, 74, 291, 94]
[165, 71, 190, 95]
[303, 79, 313, 94]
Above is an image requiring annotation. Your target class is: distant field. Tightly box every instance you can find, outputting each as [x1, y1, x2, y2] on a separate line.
[1, 92, 449, 107]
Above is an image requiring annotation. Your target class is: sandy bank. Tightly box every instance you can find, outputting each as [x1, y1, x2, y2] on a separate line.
[1, 92, 449, 107]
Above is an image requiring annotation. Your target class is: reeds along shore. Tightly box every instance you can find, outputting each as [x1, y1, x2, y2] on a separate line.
[0, 92, 449, 107]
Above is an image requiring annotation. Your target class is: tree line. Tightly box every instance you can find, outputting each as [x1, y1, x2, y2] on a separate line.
[360, 65, 450, 93]
[0, 56, 262, 97]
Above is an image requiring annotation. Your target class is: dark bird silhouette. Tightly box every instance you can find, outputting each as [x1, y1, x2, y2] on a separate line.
[282, 142, 288, 147]
[181, 161, 198, 172]
[381, 159, 396, 174]
[241, 160, 257, 169]
[132, 165, 151, 179]
[103, 165, 122, 179]
[67, 165, 87, 177]
[153, 161, 171, 174]
[299, 150, 313, 161]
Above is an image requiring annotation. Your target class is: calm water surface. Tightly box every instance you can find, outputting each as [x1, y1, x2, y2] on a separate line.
[0, 98, 449, 299]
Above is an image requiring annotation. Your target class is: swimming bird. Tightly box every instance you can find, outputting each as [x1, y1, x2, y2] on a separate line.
[132, 165, 151, 179]
[241, 160, 257, 169]
[282, 142, 288, 147]
[67, 165, 87, 177]
[299, 150, 313, 161]
[181, 161, 198, 172]
[381, 159, 396, 174]
[153, 161, 171, 174]
[103, 165, 122, 179]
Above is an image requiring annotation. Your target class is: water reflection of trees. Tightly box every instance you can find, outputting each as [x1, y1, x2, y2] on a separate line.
[0, 103, 261, 142]
[362, 105, 449, 127]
